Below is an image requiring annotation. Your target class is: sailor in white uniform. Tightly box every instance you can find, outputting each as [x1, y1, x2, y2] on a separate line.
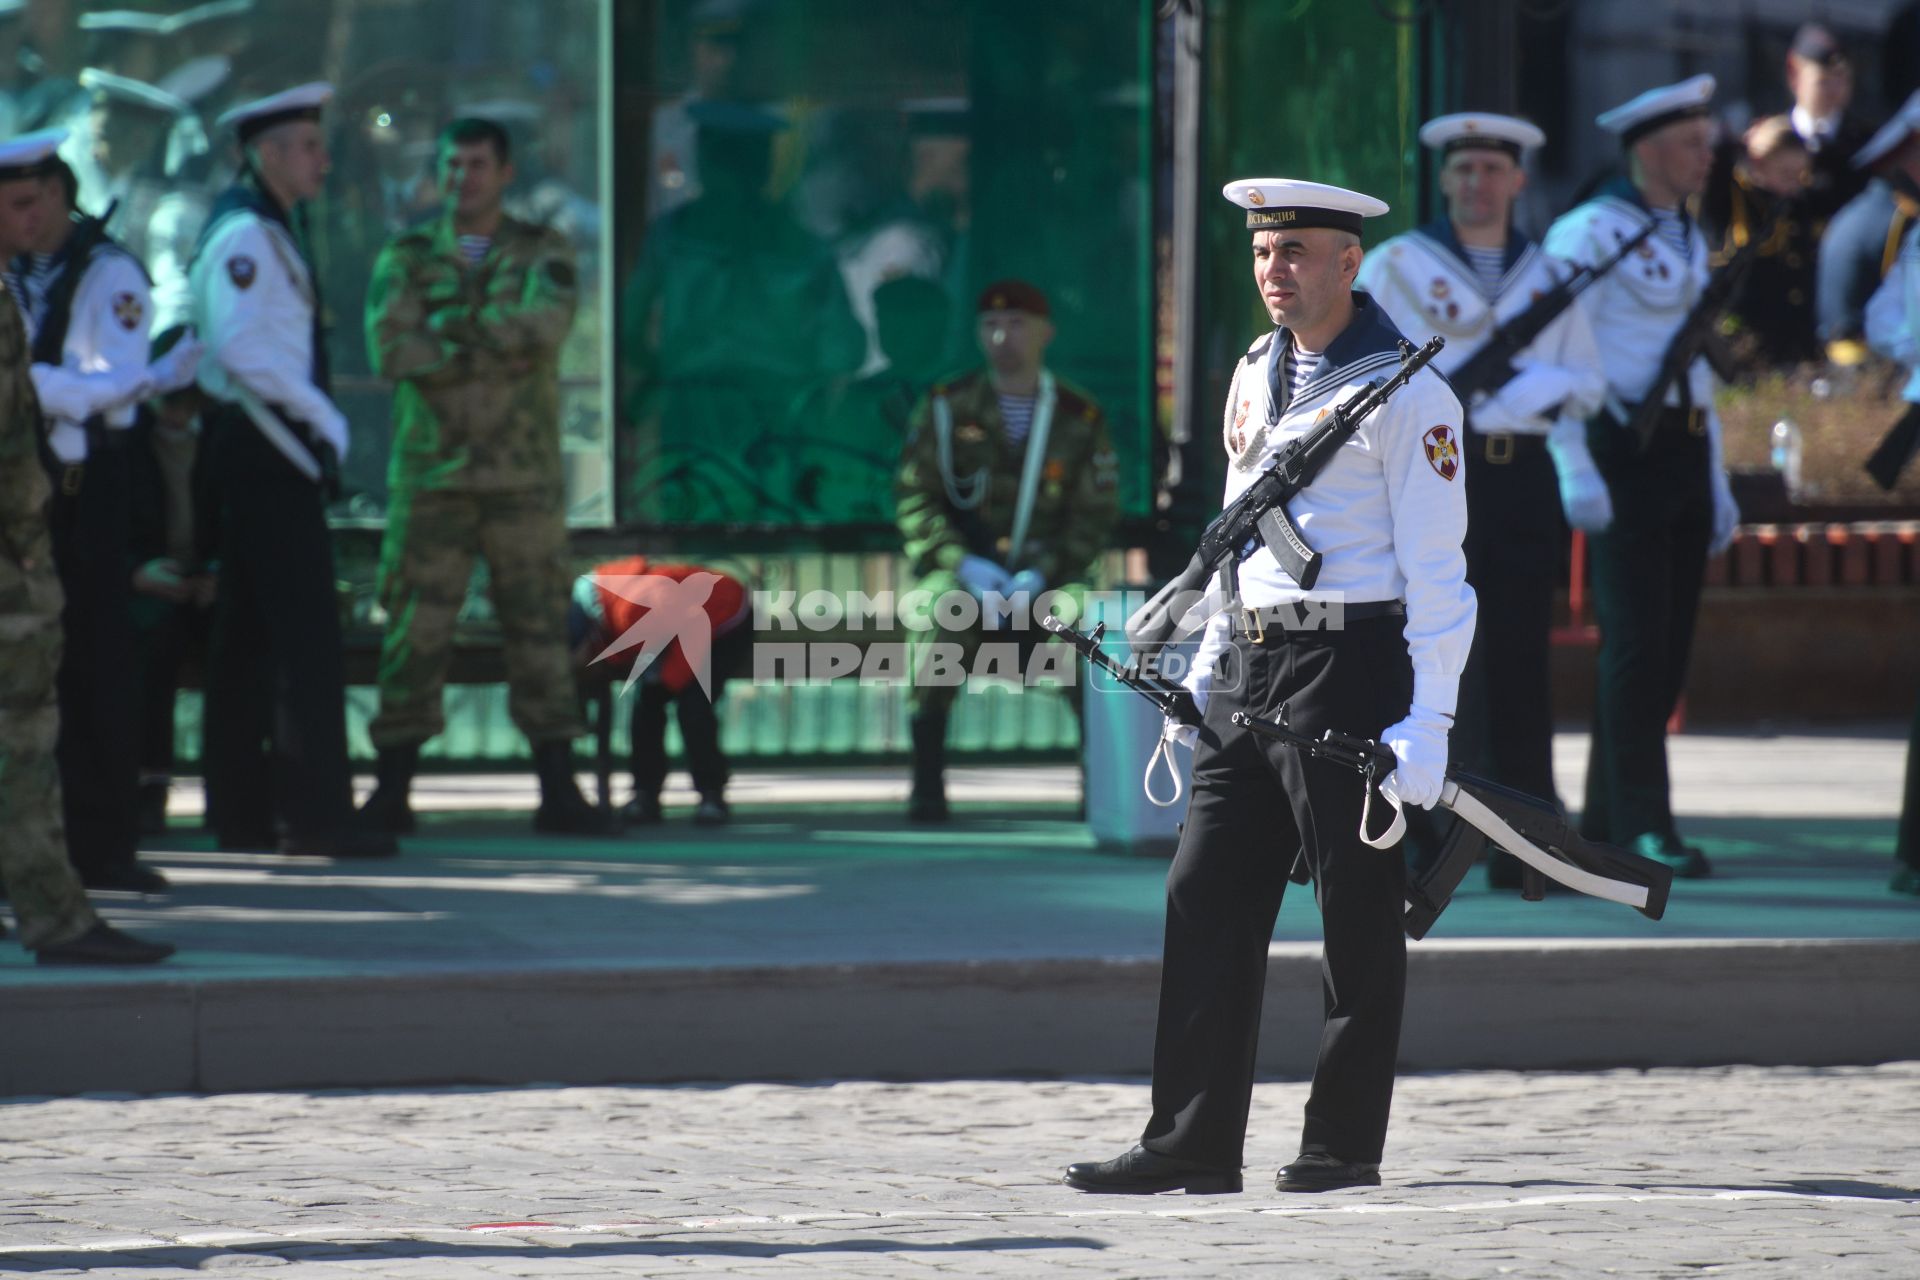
[1065, 180, 1474, 1197]
[1356, 112, 1605, 886]
[1542, 75, 1738, 879]
[188, 82, 393, 860]
[7, 138, 198, 895]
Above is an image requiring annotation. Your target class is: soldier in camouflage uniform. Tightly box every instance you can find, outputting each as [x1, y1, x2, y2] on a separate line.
[358, 118, 611, 836]
[895, 280, 1120, 820]
[0, 131, 170, 963]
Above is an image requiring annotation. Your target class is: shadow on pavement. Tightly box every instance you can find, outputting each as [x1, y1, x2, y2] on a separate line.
[3, 1234, 1108, 1272]
[1400, 1176, 1920, 1201]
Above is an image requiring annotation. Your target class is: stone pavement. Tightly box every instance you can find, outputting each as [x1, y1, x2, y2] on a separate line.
[1, 1064, 1916, 1278]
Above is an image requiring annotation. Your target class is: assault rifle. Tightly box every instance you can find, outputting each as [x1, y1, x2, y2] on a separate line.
[1624, 218, 1773, 451]
[1039, 615, 1201, 727]
[1229, 709, 1674, 939]
[1126, 335, 1444, 660]
[1448, 220, 1654, 407]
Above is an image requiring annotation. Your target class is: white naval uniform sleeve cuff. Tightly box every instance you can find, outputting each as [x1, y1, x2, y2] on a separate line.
[1412, 670, 1459, 720]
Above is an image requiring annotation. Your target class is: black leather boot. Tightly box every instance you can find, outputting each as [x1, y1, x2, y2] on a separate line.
[532, 741, 619, 835]
[359, 744, 421, 834]
[907, 709, 950, 822]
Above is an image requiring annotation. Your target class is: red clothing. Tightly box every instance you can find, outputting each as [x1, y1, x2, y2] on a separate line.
[586, 555, 749, 692]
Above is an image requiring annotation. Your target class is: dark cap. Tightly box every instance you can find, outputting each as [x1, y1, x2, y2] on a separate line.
[976, 279, 1049, 317]
[1790, 23, 1847, 68]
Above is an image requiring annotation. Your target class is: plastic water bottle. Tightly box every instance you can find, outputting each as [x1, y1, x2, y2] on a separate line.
[1769, 418, 1803, 498]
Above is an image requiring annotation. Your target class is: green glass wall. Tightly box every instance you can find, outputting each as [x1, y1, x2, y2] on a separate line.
[613, 0, 1154, 532]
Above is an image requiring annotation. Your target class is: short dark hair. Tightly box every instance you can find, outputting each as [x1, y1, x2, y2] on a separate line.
[440, 117, 511, 163]
[44, 157, 79, 211]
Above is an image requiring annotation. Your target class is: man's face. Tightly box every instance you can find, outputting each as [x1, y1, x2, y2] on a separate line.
[1250, 226, 1361, 332]
[1437, 149, 1525, 230]
[92, 105, 167, 176]
[439, 138, 512, 221]
[0, 176, 46, 258]
[256, 120, 331, 203]
[1788, 53, 1853, 119]
[1635, 117, 1715, 201]
[976, 307, 1053, 379]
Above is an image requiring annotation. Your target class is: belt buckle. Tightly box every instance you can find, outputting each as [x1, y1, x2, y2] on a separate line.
[61, 465, 82, 496]
[1484, 433, 1514, 465]
[1687, 408, 1708, 436]
[1241, 604, 1265, 644]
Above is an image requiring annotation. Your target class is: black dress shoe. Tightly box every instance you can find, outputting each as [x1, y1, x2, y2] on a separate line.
[621, 795, 664, 825]
[1063, 1145, 1242, 1195]
[279, 828, 399, 859]
[1631, 833, 1712, 879]
[1276, 1152, 1381, 1192]
[35, 922, 176, 966]
[1889, 866, 1920, 898]
[693, 795, 731, 826]
[78, 864, 172, 895]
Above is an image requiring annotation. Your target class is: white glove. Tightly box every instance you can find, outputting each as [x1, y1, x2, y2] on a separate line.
[1378, 708, 1451, 811]
[956, 554, 1013, 598]
[1162, 715, 1197, 752]
[1709, 468, 1739, 556]
[144, 337, 203, 396]
[1547, 417, 1614, 532]
[1467, 393, 1528, 437]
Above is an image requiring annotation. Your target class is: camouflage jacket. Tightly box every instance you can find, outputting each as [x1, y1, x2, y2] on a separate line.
[366, 214, 578, 494]
[0, 283, 52, 588]
[895, 367, 1119, 585]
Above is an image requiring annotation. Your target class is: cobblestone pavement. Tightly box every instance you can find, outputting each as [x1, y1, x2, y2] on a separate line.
[2, 1064, 1915, 1278]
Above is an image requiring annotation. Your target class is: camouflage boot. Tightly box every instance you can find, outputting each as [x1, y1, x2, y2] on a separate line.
[907, 710, 950, 822]
[532, 741, 619, 836]
[359, 744, 420, 835]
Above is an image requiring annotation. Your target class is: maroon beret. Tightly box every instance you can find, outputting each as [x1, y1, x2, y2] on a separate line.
[976, 279, 1050, 318]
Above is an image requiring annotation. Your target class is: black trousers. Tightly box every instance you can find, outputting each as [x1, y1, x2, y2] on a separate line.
[200, 408, 355, 842]
[1141, 617, 1412, 1169]
[1455, 433, 1562, 801]
[46, 444, 141, 877]
[131, 598, 211, 778]
[1579, 412, 1712, 846]
[629, 625, 752, 799]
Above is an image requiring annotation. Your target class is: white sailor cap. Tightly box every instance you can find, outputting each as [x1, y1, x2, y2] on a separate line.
[0, 128, 68, 181]
[1596, 74, 1716, 146]
[1222, 178, 1389, 236]
[158, 55, 234, 106]
[1418, 112, 1545, 162]
[80, 0, 252, 35]
[217, 81, 333, 143]
[1854, 90, 1920, 168]
[79, 68, 193, 118]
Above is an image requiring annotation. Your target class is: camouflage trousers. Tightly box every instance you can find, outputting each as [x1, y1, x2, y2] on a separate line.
[905, 570, 1092, 716]
[369, 487, 585, 749]
[0, 564, 97, 949]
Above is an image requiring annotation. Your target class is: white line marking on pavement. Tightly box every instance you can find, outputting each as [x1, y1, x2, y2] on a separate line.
[0, 1187, 1909, 1255]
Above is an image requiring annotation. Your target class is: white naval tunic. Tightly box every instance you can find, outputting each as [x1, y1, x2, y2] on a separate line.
[1185, 295, 1477, 718]
[1355, 226, 1604, 434]
[189, 207, 348, 459]
[13, 246, 154, 464]
[1866, 224, 1920, 394]
[1541, 185, 1713, 416]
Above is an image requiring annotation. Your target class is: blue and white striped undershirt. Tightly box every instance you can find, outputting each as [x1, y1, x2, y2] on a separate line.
[1649, 207, 1691, 257]
[1462, 244, 1506, 294]
[457, 234, 492, 266]
[1283, 342, 1324, 403]
[998, 393, 1036, 445]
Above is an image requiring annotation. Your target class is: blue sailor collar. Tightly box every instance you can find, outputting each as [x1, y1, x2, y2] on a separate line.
[1593, 173, 1693, 238]
[1408, 216, 1537, 297]
[1266, 291, 1421, 417]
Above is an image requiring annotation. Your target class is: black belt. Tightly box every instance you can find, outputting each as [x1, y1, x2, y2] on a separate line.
[1469, 431, 1548, 465]
[1229, 598, 1406, 641]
